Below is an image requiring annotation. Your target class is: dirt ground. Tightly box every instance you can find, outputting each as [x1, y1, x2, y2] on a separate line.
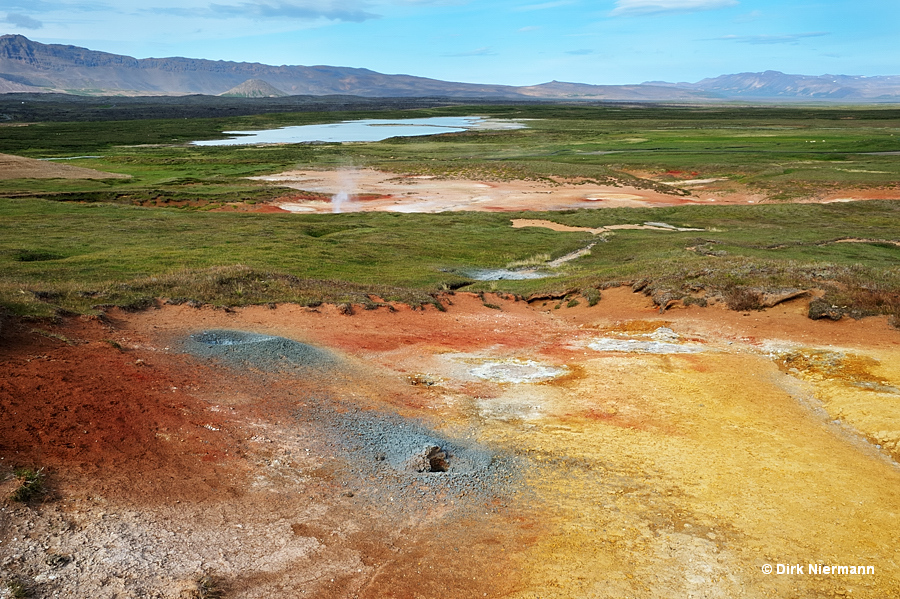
[0, 153, 130, 180]
[247, 168, 899, 213]
[2, 288, 899, 598]
[250, 169, 702, 213]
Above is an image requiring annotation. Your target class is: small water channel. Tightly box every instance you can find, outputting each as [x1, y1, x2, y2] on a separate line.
[193, 116, 525, 146]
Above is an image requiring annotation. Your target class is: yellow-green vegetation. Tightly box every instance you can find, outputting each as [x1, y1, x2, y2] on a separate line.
[1, 103, 899, 203]
[5, 579, 30, 599]
[180, 574, 224, 599]
[8, 467, 45, 503]
[1, 197, 898, 320]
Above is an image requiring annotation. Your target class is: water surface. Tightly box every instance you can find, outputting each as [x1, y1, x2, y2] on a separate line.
[193, 116, 523, 146]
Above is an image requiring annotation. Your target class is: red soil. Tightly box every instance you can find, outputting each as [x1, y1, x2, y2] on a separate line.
[0, 318, 244, 502]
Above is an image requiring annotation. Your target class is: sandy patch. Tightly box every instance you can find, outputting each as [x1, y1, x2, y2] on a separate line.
[667, 177, 727, 186]
[834, 238, 900, 247]
[0, 153, 130, 180]
[249, 168, 700, 213]
[511, 218, 704, 234]
[821, 189, 900, 202]
[623, 169, 900, 206]
[249, 169, 900, 213]
[511, 219, 606, 234]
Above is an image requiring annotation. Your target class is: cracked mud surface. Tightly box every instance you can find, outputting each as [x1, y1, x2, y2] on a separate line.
[2, 290, 899, 597]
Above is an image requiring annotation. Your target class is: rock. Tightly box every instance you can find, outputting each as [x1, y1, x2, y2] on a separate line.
[651, 289, 681, 313]
[808, 299, 843, 321]
[759, 288, 809, 308]
[407, 446, 449, 473]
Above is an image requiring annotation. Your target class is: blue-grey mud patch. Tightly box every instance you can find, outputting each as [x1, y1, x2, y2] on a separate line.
[183, 330, 523, 514]
[184, 329, 337, 372]
[294, 398, 524, 515]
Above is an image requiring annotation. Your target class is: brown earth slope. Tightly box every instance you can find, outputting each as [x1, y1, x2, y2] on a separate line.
[0, 153, 130, 180]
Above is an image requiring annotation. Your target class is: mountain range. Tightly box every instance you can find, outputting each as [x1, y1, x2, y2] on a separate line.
[2, 35, 899, 102]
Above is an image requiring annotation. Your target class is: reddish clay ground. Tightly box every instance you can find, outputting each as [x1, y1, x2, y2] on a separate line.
[245, 169, 900, 214]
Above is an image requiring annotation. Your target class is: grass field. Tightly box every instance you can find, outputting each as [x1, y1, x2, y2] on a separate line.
[1, 100, 898, 320]
[2, 103, 899, 201]
[2, 197, 898, 320]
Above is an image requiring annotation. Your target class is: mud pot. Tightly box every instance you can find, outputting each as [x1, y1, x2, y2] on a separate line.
[2, 289, 900, 597]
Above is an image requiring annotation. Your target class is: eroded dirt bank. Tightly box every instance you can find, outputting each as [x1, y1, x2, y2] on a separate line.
[2, 291, 899, 598]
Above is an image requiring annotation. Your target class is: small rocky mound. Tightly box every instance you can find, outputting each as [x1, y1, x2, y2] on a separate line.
[219, 79, 288, 98]
[407, 446, 450, 473]
[185, 329, 335, 371]
[808, 299, 844, 321]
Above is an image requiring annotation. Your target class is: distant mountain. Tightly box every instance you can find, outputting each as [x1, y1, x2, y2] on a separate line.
[0, 35, 719, 100]
[0, 34, 524, 97]
[220, 79, 288, 98]
[1, 35, 898, 102]
[516, 81, 718, 101]
[0, 77, 42, 93]
[645, 70, 900, 100]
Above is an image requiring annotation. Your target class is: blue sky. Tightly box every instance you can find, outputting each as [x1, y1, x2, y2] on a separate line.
[1, 0, 897, 85]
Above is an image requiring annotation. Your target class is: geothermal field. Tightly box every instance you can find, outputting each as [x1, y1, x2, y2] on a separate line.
[1, 100, 900, 598]
[3, 289, 899, 598]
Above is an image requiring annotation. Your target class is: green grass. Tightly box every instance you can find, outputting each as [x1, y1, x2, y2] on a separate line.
[1, 196, 898, 321]
[2, 104, 899, 204]
[1, 102, 898, 322]
[0, 198, 588, 315]
[5, 579, 30, 599]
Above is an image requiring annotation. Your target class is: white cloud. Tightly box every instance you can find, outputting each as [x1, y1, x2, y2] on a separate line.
[732, 9, 761, 23]
[716, 32, 829, 44]
[5, 13, 44, 29]
[516, 0, 576, 12]
[445, 46, 496, 56]
[611, 0, 737, 17]
[3, 0, 94, 10]
[390, 0, 468, 4]
[231, 2, 380, 22]
[152, 1, 380, 22]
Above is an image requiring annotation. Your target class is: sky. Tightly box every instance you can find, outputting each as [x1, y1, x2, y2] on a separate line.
[1, 0, 897, 86]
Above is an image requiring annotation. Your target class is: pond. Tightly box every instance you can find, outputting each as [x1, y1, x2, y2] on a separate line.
[192, 116, 525, 146]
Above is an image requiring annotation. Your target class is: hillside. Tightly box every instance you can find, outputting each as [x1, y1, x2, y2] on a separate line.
[1, 35, 899, 101]
[0, 34, 524, 97]
[646, 70, 900, 100]
[220, 79, 288, 98]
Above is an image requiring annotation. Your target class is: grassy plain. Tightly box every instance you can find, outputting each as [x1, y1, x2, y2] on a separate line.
[0, 100, 898, 319]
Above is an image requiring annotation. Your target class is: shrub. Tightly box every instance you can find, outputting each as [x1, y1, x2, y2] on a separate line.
[9, 467, 44, 503]
[682, 296, 708, 308]
[6, 579, 30, 599]
[724, 287, 764, 312]
[583, 288, 601, 307]
[179, 574, 224, 599]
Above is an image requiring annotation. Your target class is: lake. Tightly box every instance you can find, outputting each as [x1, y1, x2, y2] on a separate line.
[192, 116, 525, 146]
